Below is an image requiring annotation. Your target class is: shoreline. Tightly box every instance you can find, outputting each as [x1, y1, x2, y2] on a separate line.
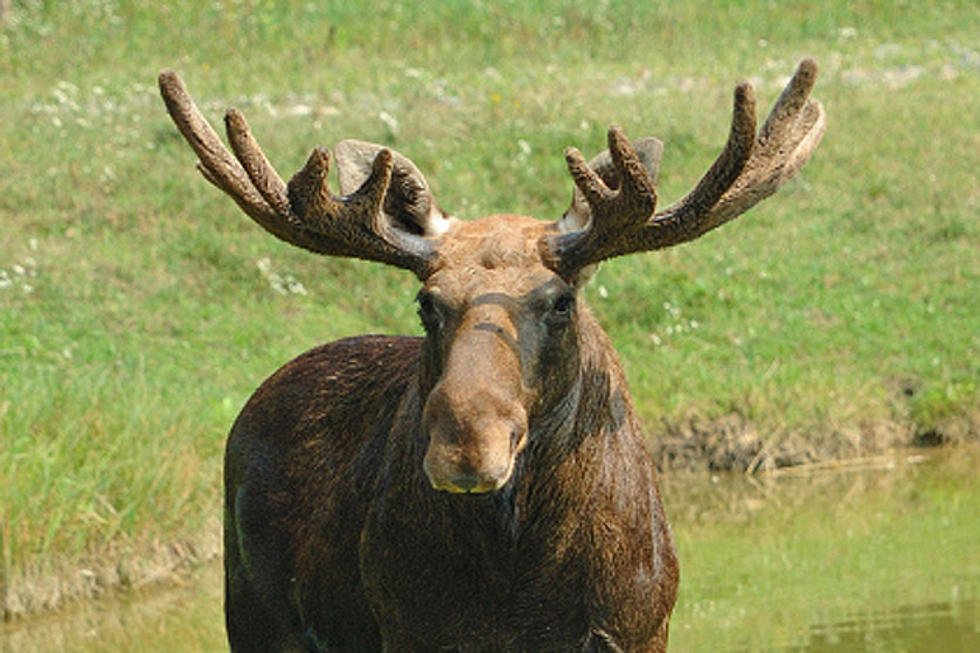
[3, 416, 977, 623]
[2, 529, 220, 622]
[651, 412, 978, 473]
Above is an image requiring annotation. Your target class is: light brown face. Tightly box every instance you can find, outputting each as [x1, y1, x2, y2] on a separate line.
[418, 214, 582, 493]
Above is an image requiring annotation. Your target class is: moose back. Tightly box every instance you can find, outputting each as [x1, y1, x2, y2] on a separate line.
[159, 59, 824, 652]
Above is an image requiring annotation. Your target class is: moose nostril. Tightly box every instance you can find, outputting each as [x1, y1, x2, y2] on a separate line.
[510, 425, 528, 452]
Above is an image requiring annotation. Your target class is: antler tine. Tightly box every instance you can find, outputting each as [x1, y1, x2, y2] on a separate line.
[286, 145, 337, 228]
[546, 127, 659, 273]
[655, 81, 758, 228]
[563, 127, 660, 213]
[757, 57, 818, 156]
[224, 108, 292, 220]
[542, 58, 826, 281]
[653, 57, 825, 230]
[158, 70, 438, 275]
[158, 70, 277, 225]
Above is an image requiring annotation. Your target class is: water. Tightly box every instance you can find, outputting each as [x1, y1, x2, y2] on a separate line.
[663, 446, 980, 652]
[3, 446, 978, 652]
[0, 565, 224, 653]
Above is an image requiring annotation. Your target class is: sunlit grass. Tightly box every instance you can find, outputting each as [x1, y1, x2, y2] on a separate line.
[1, 0, 978, 608]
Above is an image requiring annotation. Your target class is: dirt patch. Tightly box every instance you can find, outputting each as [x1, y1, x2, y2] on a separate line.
[2, 528, 219, 622]
[649, 413, 980, 474]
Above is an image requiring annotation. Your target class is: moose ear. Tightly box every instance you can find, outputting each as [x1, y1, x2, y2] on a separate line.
[558, 137, 663, 234]
[334, 139, 454, 236]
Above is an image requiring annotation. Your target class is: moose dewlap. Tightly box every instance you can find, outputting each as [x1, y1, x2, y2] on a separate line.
[159, 58, 824, 652]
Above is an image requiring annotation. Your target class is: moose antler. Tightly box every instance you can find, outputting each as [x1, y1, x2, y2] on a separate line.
[541, 57, 826, 280]
[158, 71, 444, 276]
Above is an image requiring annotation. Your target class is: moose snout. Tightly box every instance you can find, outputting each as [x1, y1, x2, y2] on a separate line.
[422, 388, 528, 494]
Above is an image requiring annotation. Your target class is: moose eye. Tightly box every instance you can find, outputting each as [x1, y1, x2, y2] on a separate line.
[548, 292, 576, 325]
[553, 293, 575, 314]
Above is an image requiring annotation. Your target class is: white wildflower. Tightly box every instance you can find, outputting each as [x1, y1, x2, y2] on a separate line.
[285, 277, 308, 295]
[517, 139, 532, 160]
[379, 111, 399, 133]
[257, 257, 308, 296]
[283, 104, 312, 117]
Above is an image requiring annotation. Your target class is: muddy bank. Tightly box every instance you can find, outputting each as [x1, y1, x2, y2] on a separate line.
[650, 413, 979, 473]
[1, 530, 220, 622]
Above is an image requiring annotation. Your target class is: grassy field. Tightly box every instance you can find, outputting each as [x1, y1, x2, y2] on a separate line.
[2, 0, 978, 615]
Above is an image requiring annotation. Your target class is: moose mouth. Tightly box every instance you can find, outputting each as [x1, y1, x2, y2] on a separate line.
[422, 421, 528, 494]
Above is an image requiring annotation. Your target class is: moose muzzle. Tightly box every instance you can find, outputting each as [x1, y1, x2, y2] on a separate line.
[421, 310, 530, 494]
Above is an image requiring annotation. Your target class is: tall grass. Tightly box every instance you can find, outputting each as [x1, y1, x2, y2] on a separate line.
[1, 0, 978, 608]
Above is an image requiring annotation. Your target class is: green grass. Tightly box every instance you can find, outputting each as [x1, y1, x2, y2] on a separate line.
[1, 0, 978, 609]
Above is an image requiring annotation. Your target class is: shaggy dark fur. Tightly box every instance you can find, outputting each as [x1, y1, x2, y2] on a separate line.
[225, 319, 678, 652]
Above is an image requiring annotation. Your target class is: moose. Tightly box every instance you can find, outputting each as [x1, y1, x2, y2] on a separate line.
[159, 58, 824, 652]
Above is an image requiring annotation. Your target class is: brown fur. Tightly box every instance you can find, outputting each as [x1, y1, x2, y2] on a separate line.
[222, 214, 678, 652]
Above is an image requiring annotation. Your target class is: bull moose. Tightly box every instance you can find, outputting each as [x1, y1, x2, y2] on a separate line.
[158, 58, 824, 652]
